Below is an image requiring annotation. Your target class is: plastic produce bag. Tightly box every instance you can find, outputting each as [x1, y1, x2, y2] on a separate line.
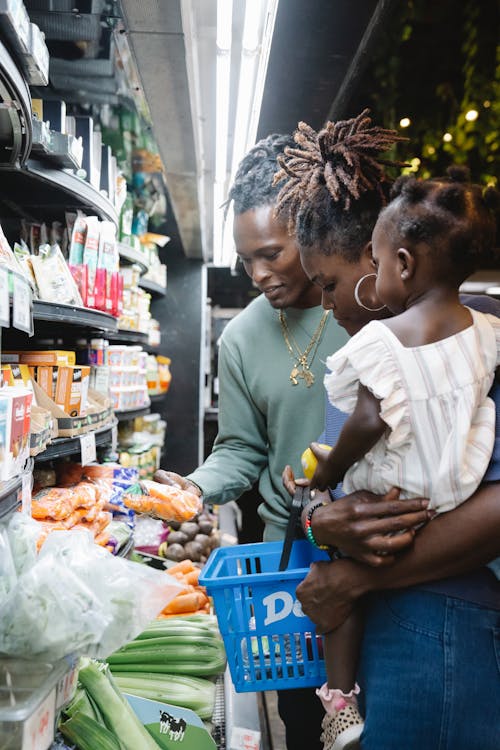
[0, 526, 185, 661]
[5, 512, 40, 576]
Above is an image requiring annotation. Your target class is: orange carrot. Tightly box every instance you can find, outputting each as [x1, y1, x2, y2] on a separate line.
[162, 591, 204, 615]
[185, 569, 200, 586]
[167, 559, 196, 576]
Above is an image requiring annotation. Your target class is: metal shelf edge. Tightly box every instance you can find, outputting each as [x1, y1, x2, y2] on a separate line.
[34, 421, 117, 463]
[0, 475, 22, 520]
[138, 278, 167, 297]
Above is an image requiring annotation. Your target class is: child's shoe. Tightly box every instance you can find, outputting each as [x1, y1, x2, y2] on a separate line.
[317, 683, 364, 750]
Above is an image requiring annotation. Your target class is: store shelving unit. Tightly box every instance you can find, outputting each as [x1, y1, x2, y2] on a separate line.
[106, 328, 150, 344]
[0, 39, 32, 166]
[117, 241, 149, 275]
[115, 405, 151, 421]
[138, 277, 167, 298]
[0, 475, 23, 521]
[32, 300, 118, 334]
[34, 421, 117, 463]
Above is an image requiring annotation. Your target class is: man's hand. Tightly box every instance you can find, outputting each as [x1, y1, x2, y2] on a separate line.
[302, 487, 431, 566]
[296, 558, 366, 633]
[153, 470, 202, 498]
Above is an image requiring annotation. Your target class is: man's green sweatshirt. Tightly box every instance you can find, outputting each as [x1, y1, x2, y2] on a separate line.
[187, 294, 348, 540]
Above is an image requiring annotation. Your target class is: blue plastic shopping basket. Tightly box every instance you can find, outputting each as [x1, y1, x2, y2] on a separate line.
[199, 539, 329, 692]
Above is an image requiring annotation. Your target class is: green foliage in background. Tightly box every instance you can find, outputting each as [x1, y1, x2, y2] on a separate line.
[353, 0, 499, 185]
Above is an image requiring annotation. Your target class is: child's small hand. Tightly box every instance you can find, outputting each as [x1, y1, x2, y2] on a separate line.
[309, 442, 335, 491]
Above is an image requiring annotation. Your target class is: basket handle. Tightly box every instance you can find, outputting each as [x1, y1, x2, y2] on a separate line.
[278, 486, 309, 571]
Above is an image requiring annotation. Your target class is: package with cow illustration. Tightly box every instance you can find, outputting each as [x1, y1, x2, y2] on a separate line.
[199, 539, 330, 692]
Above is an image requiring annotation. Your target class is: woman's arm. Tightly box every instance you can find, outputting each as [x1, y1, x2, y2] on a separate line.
[311, 383, 385, 490]
[297, 481, 500, 632]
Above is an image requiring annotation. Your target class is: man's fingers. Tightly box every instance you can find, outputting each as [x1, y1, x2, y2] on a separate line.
[365, 529, 416, 555]
[153, 470, 179, 486]
[354, 497, 429, 520]
[357, 509, 429, 537]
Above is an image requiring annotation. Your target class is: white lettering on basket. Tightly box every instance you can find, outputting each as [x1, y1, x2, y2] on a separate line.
[263, 591, 307, 625]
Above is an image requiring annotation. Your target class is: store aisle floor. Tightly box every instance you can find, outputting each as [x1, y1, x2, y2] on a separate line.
[263, 691, 287, 750]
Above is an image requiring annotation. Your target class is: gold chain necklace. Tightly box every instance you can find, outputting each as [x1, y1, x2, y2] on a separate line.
[279, 309, 329, 387]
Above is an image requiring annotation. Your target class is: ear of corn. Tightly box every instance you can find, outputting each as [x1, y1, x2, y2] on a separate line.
[59, 712, 123, 750]
[77, 659, 162, 750]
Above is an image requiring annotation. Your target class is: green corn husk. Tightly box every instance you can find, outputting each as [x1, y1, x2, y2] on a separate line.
[64, 686, 103, 724]
[77, 659, 161, 750]
[59, 712, 122, 750]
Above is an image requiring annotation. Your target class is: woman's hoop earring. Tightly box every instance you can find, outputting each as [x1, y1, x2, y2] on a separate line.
[354, 273, 386, 312]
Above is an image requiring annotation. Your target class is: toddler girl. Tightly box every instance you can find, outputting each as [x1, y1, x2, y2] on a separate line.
[308, 167, 500, 750]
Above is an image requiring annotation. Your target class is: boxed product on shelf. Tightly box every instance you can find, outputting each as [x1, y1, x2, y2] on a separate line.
[0, 656, 77, 750]
[0, 386, 32, 480]
[24, 22, 49, 86]
[0, 0, 30, 58]
[54, 365, 90, 418]
[3, 350, 76, 366]
[32, 381, 112, 438]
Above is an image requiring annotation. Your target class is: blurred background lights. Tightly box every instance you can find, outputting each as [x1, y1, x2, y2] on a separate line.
[483, 100, 491, 108]
[399, 117, 411, 128]
[443, 132, 453, 142]
[465, 109, 479, 122]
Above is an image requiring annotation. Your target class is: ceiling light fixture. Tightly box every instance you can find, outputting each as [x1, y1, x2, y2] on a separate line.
[215, 0, 280, 265]
[213, 0, 234, 265]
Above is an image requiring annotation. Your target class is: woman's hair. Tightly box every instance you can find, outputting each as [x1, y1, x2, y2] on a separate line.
[227, 133, 295, 215]
[274, 109, 407, 261]
[383, 167, 500, 275]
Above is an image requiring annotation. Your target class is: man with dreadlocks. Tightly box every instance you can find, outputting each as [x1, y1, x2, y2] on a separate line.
[277, 110, 500, 750]
[154, 132, 430, 750]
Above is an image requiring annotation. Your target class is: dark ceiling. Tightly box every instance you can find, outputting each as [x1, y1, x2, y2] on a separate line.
[257, 0, 381, 138]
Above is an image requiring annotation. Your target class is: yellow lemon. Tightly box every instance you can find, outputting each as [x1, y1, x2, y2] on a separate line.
[301, 444, 332, 480]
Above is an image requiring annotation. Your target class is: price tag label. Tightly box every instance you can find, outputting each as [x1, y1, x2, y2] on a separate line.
[80, 432, 96, 466]
[22, 471, 32, 515]
[0, 266, 9, 327]
[111, 422, 118, 453]
[230, 727, 261, 750]
[13, 274, 33, 334]
[22, 688, 55, 750]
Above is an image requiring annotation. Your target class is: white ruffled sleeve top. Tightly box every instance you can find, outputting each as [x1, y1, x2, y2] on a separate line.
[324, 308, 500, 513]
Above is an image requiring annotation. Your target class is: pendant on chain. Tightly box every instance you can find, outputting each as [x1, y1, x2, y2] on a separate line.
[289, 363, 315, 387]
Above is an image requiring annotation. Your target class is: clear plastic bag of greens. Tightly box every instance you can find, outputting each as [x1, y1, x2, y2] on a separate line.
[0, 528, 184, 661]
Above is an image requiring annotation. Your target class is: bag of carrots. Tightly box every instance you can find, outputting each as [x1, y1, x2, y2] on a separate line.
[123, 480, 202, 523]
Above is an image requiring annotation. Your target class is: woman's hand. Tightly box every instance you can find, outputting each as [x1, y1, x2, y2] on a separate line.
[153, 470, 202, 497]
[296, 558, 366, 633]
[302, 487, 431, 566]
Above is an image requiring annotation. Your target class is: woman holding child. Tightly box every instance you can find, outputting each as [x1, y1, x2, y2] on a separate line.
[277, 110, 500, 750]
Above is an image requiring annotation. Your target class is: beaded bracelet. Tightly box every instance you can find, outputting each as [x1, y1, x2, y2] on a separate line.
[304, 500, 330, 550]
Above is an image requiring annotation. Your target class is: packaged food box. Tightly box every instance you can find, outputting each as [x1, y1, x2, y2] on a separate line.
[0, 387, 32, 480]
[54, 366, 90, 417]
[3, 351, 76, 366]
[0, 656, 77, 750]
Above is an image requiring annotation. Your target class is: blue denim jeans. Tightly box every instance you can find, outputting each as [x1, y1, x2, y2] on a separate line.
[357, 589, 500, 750]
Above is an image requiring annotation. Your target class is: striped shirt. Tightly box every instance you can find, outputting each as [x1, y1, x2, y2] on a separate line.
[324, 307, 500, 514]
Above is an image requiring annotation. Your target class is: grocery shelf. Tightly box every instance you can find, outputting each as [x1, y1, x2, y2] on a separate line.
[0, 159, 118, 225]
[33, 300, 118, 333]
[149, 392, 166, 403]
[138, 278, 167, 297]
[115, 405, 151, 421]
[106, 328, 150, 345]
[0, 39, 32, 166]
[117, 242, 149, 275]
[0, 475, 22, 521]
[34, 421, 117, 463]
